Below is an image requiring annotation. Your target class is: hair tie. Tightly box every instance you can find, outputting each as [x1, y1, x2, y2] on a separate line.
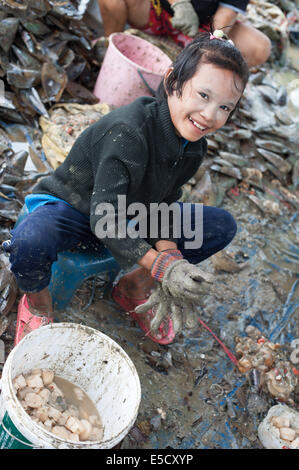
[210, 31, 224, 41]
[209, 29, 235, 45]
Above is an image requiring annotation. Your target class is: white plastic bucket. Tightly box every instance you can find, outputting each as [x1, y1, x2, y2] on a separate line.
[93, 32, 172, 107]
[0, 323, 141, 449]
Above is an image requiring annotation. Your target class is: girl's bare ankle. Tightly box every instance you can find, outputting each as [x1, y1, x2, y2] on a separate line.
[26, 292, 53, 316]
[117, 271, 154, 300]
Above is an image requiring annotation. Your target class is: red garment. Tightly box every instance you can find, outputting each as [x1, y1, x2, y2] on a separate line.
[139, 1, 212, 48]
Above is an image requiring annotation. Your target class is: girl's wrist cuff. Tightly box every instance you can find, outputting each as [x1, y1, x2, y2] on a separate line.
[151, 250, 183, 282]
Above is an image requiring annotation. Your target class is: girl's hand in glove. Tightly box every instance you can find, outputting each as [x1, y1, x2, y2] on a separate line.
[171, 0, 199, 37]
[151, 251, 215, 303]
[135, 284, 199, 334]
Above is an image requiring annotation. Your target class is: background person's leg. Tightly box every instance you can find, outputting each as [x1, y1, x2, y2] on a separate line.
[228, 21, 271, 68]
[98, 0, 150, 36]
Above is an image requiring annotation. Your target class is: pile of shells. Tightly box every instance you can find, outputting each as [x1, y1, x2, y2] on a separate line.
[13, 368, 104, 442]
[235, 325, 298, 404]
[235, 325, 281, 373]
[0, 0, 107, 128]
[0, 0, 108, 235]
[39, 101, 111, 169]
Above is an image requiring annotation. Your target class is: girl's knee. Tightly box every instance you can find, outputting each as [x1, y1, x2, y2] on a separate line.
[8, 226, 53, 292]
[11, 226, 46, 253]
[9, 222, 55, 268]
[218, 209, 237, 243]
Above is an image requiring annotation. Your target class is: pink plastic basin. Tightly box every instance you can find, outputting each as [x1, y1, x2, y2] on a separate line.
[93, 33, 172, 107]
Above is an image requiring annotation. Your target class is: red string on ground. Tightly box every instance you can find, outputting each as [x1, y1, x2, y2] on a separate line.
[197, 316, 239, 366]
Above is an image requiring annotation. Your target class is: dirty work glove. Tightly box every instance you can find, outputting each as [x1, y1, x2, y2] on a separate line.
[171, 0, 199, 37]
[151, 251, 214, 303]
[135, 283, 199, 334]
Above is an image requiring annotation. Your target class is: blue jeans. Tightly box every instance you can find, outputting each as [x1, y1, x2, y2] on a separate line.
[4, 201, 237, 292]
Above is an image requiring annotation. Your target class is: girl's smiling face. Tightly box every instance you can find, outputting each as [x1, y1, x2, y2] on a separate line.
[167, 62, 243, 142]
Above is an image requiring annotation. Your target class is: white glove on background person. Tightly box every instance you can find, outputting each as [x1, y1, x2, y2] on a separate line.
[171, 0, 199, 37]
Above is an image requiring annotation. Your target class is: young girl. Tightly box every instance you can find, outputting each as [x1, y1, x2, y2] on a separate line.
[4, 32, 249, 345]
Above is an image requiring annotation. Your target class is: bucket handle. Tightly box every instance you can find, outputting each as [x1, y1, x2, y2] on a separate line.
[0, 420, 40, 448]
[137, 70, 157, 97]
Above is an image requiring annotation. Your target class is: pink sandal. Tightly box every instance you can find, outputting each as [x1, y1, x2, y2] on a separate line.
[15, 294, 54, 346]
[111, 285, 175, 345]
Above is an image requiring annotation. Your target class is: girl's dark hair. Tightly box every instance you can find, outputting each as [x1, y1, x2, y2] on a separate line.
[156, 32, 249, 114]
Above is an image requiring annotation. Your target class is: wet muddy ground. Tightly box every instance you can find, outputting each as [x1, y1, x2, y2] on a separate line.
[3, 192, 297, 449]
[60, 195, 299, 449]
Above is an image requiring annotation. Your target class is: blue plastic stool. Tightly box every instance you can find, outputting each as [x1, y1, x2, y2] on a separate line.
[14, 205, 120, 310]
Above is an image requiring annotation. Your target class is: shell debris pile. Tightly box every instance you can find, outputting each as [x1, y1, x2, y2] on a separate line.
[0, 0, 109, 233]
[235, 325, 281, 373]
[13, 368, 104, 443]
[0, 0, 106, 127]
[235, 325, 298, 403]
[39, 102, 111, 169]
